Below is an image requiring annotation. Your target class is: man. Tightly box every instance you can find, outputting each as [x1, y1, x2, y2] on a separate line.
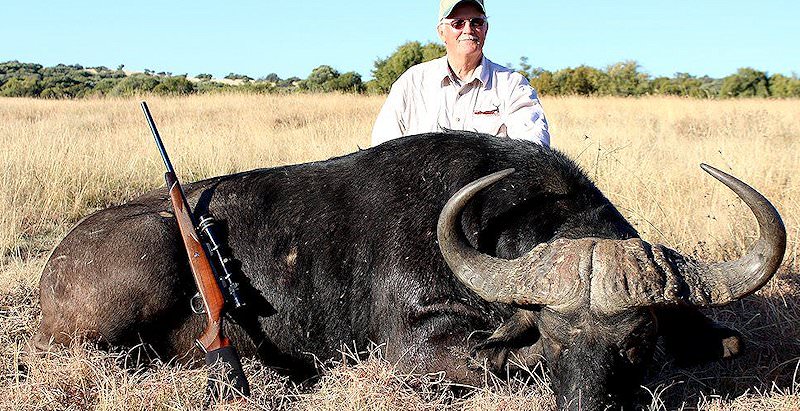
[371, 0, 550, 147]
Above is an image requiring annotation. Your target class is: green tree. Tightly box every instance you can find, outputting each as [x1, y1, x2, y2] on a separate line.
[300, 66, 363, 93]
[370, 41, 445, 93]
[328, 71, 364, 93]
[39, 75, 86, 98]
[305, 65, 339, 91]
[651, 73, 705, 97]
[278, 76, 301, 89]
[262, 73, 281, 83]
[650, 76, 674, 96]
[195, 73, 213, 81]
[697, 77, 723, 98]
[0, 61, 43, 79]
[91, 78, 119, 96]
[224, 73, 253, 82]
[514, 56, 534, 80]
[720, 67, 770, 98]
[600, 61, 650, 96]
[552, 66, 604, 96]
[421, 42, 446, 62]
[0, 76, 42, 97]
[528, 69, 555, 96]
[768, 73, 800, 98]
[512, 57, 555, 96]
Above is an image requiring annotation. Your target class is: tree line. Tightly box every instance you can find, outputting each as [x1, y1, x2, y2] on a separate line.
[2, 41, 798, 99]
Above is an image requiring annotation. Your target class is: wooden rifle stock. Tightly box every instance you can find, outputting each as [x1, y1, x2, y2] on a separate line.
[165, 173, 228, 350]
[141, 102, 250, 400]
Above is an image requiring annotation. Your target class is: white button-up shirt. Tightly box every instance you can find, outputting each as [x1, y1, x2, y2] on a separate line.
[371, 55, 550, 147]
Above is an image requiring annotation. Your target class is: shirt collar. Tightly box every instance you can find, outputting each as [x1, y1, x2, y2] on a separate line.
[439, 55, 491, 90]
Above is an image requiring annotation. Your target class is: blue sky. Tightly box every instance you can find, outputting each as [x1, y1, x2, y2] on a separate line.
[2, 0, 798, 80]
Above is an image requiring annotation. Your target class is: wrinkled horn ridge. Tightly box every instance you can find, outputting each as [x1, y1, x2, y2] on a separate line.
[671, 164, 786, 305]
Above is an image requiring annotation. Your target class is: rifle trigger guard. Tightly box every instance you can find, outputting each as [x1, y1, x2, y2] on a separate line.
[190, 292, 206, 315]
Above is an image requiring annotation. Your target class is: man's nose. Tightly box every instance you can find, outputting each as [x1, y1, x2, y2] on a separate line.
[462, 22, 475, 34]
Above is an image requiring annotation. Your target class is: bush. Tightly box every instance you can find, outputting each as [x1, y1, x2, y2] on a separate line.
[551, 66, 604, 96]
[153, 76, 196, 96]
[239, 81, 277, 94]
[528, 69, 555, 96]
[109, 74, 160, 96]
[278, 76, 301, 89]
[329, 71, 364, 93]
[720, 68, 770, 98]
[768, 73, 800, 98]
[651, 73, 707, 97]
[301, 66, 363, 93]
[0, 57, 796, 100]
[91, 78, 118, 96]
[0, 77, 42, 97]
[196, 81, 234, 94]
[0, 61, 43, 78]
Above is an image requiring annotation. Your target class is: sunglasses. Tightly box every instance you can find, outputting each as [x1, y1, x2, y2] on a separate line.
[442, 17, 487, 30]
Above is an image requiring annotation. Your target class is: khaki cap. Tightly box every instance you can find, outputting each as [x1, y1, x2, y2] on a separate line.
[438, 0, 486, 21]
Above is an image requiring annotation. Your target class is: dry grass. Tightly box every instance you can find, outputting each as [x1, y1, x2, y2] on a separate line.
[0, 94, 374, 264]
[1, 93, 799, 410]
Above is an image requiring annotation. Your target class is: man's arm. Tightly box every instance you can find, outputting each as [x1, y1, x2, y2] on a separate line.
[503, 76, 550, 147]
[371, 79, 408, 147]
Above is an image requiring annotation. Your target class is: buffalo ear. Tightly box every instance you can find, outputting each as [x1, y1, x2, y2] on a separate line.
[656, 307, 742, 367]
[471, 309, 540, 371]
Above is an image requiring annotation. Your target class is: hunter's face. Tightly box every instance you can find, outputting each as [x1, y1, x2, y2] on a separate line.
[437, 3, 488, 62]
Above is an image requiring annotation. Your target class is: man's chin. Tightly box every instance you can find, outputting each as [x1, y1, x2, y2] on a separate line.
[457, 45, 482, 56]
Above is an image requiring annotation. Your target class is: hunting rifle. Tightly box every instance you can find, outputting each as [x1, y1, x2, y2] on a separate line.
[140, 101, 250, 400]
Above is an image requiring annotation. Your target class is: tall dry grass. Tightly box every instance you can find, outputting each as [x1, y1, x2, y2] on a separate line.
[1, 94, 799, 410]
[0, 94, 375, 271]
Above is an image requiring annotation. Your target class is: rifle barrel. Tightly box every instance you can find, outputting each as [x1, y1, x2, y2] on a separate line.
[140, 101, 175, 175]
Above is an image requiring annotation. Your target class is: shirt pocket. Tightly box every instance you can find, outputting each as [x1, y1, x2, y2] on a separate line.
[471, 107, 505, 136]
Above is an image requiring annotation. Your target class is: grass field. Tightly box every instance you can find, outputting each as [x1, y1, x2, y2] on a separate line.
[1, 94, 799, 410]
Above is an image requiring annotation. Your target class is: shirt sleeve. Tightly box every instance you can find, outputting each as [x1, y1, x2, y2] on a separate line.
[371, 78, 408, 147]
[503, 75, 551, 147]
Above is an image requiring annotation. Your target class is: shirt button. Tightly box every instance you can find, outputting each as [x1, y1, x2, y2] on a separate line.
[456, 117, 461, 122]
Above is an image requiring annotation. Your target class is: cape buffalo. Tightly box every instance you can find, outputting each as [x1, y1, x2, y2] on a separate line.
[34, 132, 785, 410]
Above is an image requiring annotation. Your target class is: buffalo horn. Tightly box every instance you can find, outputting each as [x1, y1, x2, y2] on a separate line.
[662, 164, 786, 305]
[437, 169, 585, 308]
